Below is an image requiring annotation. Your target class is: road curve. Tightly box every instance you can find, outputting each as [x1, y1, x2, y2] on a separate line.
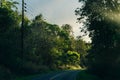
[32, 70, 80, 80]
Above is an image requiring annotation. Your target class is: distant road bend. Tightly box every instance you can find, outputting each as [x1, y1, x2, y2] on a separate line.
[32, 70, 80, 80]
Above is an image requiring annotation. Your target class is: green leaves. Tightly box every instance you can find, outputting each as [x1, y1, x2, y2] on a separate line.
[1, 0, 19, 10]
[0, 1, 89, 79]
[76, 0, 120, 78]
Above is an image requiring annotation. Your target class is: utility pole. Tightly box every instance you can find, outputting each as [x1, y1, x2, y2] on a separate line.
[21, 0, 24, 55]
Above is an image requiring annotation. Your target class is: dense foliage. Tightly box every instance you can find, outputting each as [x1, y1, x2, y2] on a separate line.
[76, 0, 120, 79]
[0, 0, 88, 79]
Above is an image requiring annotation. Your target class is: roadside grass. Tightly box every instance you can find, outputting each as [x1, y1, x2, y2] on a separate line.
[76, 70, 101, 80]
[15, 70, 53, 80]
[15, 74, 42, 80]
[15, 69, 64, 80]
[60, 65, 81, 70]
[68, 65, 81, 70]
[15, 67, 82, 80]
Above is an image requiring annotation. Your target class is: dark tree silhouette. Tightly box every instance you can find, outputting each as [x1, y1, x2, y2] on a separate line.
[76, 0, 120, 79]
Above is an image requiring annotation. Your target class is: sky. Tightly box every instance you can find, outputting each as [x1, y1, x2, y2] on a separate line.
[15, 0, 90, 42]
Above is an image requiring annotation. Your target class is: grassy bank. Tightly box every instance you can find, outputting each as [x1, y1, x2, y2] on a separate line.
[15, 65, 81, 80]
[76, 70, 101, 80]
[15, 74, 42, 80]
[15, 69, 63, 80]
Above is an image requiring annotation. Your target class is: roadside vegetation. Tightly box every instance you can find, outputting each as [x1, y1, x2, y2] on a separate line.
[0, 0, 89, 80]
[0, 0, 120, 80]
[75, 0, 120, 80]
[76, 70, 101, 80]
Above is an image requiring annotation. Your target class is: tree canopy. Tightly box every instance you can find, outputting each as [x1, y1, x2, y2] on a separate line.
[0, 1, 88, 79]
[76, 0, 120, 79]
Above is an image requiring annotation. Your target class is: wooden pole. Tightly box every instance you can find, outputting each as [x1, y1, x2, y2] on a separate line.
[21, 0, 24, 56]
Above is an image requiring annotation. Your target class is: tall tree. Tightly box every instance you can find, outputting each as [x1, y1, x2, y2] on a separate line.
[75, 37, 90, 68]
[0, 1, 22, 79]
[0, 0, 18, 9]
[76, 0, 120, 78]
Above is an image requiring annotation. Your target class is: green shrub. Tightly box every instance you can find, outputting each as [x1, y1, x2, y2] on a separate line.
[0, 66, 12, 80]
[76, 70, 101, 80]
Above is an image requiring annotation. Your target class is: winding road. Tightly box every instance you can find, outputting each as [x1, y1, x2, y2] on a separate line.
[32, 70, 80, 80]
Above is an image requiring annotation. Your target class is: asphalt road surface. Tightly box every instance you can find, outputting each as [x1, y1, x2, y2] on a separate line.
[32, 70, 80, 80]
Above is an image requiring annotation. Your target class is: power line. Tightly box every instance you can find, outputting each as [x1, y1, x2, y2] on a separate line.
[19, 1, 36, 19]
[25, 2, 38, 19]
